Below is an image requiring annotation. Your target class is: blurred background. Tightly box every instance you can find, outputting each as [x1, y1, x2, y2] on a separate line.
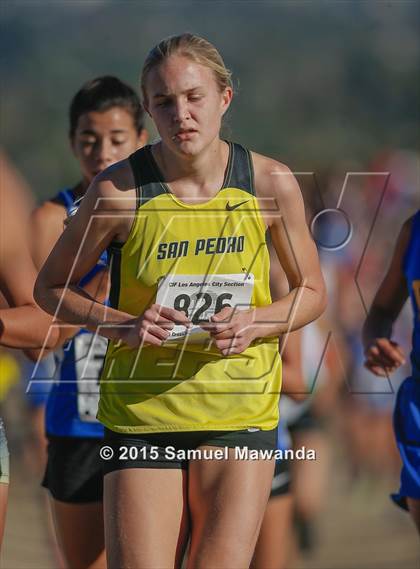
[1, 1, 419, 568]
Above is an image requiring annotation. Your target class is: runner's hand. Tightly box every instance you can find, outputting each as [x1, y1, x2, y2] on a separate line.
[120, 304, 191, 348]
[364, 338, 406, 376]
[204, 306, 256, 355]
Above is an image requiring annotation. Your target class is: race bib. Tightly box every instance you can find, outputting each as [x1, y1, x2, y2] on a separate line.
[156, 273, 254, 343]
[74, 333, 108, 422]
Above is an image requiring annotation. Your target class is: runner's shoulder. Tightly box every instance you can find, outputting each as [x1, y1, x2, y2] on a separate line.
[401, 215, 414, 239]
[90, 158, 137, 212]
[250, 151, 302, 206]
[395, 215, 415, 260]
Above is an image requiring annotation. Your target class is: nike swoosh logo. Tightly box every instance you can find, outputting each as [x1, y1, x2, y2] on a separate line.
[226, 199, 250, 211]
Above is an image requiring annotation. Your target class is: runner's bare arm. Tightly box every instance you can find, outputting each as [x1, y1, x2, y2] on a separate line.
[0, 155, 58, 348]
[34, 163, 136, 341]
[208, 159, 326, 355]
[362, 218, 411, 376]
[31, 200, 110, 305]
[270, 248, 307, 399]
[0, 241, 58, 348]
[34, 162, 190, 347]
[30, 201, 66, 270]
[25, 201, 109, 360]
[253, 158, 327, 336]
[280, 329, 307, 400]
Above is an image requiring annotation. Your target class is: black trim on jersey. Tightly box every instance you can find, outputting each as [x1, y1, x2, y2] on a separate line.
[222, 141, 234, 188]
[129, 147, 167, 208]
[145, 147, 170, 197]
[146, 142, 234, 198]
[228, 143, 255, 196]
[128, 151, 143, 208]
[128, 141, 255, 209]
[107, 243, 123, 309]
[247, 147, 256, 196]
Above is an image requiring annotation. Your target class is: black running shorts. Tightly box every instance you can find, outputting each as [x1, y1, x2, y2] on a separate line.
[42, 436, 103, 503]
[102, 427, 277, 474]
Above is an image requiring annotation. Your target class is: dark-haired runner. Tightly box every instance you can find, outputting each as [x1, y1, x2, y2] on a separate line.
[363, 211, 420, 534]
[31, 77, 146, 568]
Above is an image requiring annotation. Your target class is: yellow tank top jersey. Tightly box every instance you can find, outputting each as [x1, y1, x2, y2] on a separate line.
[98, 142, 282, 433]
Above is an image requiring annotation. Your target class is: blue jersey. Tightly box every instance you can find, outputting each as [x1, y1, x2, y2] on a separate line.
[404, 210, 420, 380]
[45, 189, 108, 438]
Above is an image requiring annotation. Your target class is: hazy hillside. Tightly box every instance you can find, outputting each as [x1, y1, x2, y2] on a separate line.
[1, 1, 418, 199]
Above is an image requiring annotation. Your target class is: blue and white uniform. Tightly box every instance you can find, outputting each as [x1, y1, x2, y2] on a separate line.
[45, 189, 108, 438]
[392, 210, 420, 509]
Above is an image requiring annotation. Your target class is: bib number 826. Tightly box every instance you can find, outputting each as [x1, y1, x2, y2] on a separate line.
[174, 292, 232, 324]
